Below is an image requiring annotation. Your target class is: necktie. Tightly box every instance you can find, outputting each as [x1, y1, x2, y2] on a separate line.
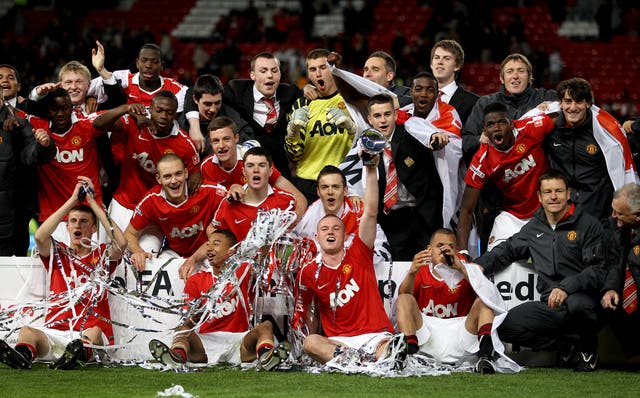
[383, 147, 398, 215]
[623, 266, 638, 314]
[262, 97, 277, 133]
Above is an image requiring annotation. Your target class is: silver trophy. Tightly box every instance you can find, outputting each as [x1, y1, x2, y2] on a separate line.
[359, 128, 386, 166]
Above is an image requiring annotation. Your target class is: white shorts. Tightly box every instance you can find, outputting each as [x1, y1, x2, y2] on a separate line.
[329, 332, 393, 356]
[109, 199, 163, 253]
[30, 327, 108, 362]
[197, 331, 248, 365]
[415, 313, 477, 364]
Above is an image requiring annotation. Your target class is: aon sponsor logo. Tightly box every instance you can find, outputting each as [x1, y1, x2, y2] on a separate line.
[421, 299, 459, 318]
[170, 221, 204, 239]
[503, 154, 536, 184]
[329, 278, 360, 308]
[207, 296, 239, 320]
[309, 120, 347, 137]
[133, 152, 157, 173]
[56, 148, 84, 163]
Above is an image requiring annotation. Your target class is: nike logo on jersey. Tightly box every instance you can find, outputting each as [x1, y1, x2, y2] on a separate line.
[421, 285, 433, 289]
[552, 142, 562, 147]
[234, 218, 246, 224]
[492, 165, 501, 172]
[536, 233, 544, 238]
[159, 217, 169, 221]
[318, 282, 331, 290]
[138, 134, 150, 141]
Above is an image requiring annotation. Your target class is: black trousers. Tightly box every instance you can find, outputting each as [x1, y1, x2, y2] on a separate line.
[498, 292, 601, 352]
[379, 206, 432, 262]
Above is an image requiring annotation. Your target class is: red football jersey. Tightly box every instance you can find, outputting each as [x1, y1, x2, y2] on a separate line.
[184, 262, 252, 334]
[130, 184, 227, 256]
[40, 242, 116, 343]
[211, 186, 296, 241]
[113, 116, 200, 210]
[200, 156, 281, 189]
[412, 264, 476, 319]
[111, 70, 187, 112]
[30, 115, 103, 221]
[464, 114, 554, 219]
[297, 236, 394, 337]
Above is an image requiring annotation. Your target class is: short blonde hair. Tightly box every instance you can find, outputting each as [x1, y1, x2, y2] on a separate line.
[500, 53, 533, 85]
[58, 61, 91, 82]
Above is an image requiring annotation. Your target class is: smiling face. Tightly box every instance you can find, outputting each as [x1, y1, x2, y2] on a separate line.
[316, 215, 346, 255]
[410, 76, 438, 118]
[66, 209, 97, 247]
[363, 57, 393, 88]
[307, 56, 336, 96]
[367, 101, 396, 139]
[500, 59, 530, 95]
[317, 173, 347, 215]
[482, 111, 515, 151]
[47, 95, 73, 133]
[611, 196, 640, 229]
[156, 157, 188, 204]
[250, 56, 281, 98]
[430, 47, 460, 86]
[60, 70, 90, 105]
[209, 126, 239, 168]
[538, 178, 570, 218]
[206, 232, 235, 271]
[560, 91, 590, 128]
[0, 66, 20, 100]
[150, 97, 177, 134]
[243, 153, 272, 191]
[135, 48, 163, 86]
[196, 92, 222, 121]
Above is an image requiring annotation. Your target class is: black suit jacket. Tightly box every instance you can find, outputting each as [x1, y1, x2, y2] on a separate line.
[377, 123, 443, 232]
[449, 85, 478, 126]
[223, 79, 302, 178]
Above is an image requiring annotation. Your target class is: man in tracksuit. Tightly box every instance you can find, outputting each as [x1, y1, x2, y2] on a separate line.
[475, 169, 607, 372]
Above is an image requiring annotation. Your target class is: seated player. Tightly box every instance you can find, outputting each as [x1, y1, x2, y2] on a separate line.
[295, 152, 401, 365]
[395, 229, 514, 374]
[149, 229, 288, 370]
[0, 177, 126, 370]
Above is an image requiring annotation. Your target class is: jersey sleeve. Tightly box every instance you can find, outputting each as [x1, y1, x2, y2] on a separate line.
[129, 196, 155, 231]
[464, 145, 491, 189]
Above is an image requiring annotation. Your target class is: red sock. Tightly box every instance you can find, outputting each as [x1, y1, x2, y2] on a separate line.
[256, 342, 273, 358]
[406, 334, 419, 355]
[15, 343, 37, 362]
[478, 323, 492, 339]
[173, 347, 187, 362]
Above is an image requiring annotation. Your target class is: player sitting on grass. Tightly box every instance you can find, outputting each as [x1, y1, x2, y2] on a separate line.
[149, 229, 289, 370]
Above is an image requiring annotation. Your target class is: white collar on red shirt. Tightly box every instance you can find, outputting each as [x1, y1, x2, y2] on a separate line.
[49, 112, 81, 135]
[132, 72, 165, 87]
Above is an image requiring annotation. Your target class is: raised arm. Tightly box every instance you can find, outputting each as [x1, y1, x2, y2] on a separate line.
[358, 155, 379, 248]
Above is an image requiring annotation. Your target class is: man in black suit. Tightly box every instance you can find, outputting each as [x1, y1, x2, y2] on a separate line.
[430, 39, 478, 126]
[222, 52, 302, 179]
[367, 94, 445, 261]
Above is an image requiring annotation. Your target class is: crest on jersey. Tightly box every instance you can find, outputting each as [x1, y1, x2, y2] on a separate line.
[337, 101, 347, 110]
[567, 231, 577, 241]
[586, 144, 598, 155]
[342, 264, 351, 274]
[71, 136, 82, 146]
[190, 206, 200, 214]
[634, 245, 640, 256]
[516, 143, 526, 153]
